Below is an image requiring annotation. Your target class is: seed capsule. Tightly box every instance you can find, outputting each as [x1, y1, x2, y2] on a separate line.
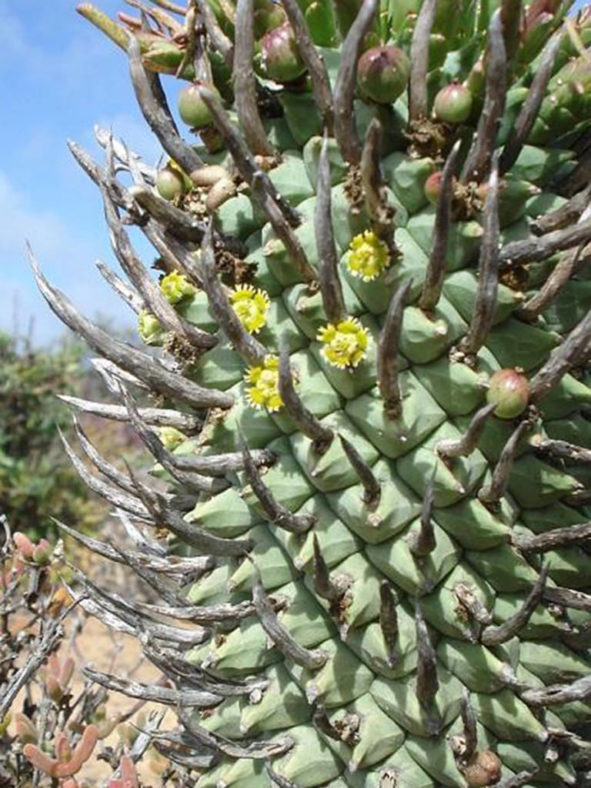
[463, 750, 502, 787]
[261, 22, 306, 83]
[156, 167, 186, 201]
[357, 45, 410, 104]
[433, 82, 473, 124]
[178, 82, 217, 129]
[487, 369, 530, 419]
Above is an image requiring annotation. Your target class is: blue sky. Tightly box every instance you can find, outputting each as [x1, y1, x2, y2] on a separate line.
[1, 1, 589, 345]
[0, 0, 163, 345]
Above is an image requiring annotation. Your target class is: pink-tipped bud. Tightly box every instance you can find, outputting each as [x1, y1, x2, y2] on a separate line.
[357, 45, 410, 104]
[433, 82, 473, 124]
[261, 22, 306, 83]
[14, 713, 38, 745]
[178, 81, 217, 129]
[32, 540, 52, 566]
[424, 171, 443, 205]
[487, 369, 530, 419]
[13, 532, 35, 559]
[156, 167, 185, 201]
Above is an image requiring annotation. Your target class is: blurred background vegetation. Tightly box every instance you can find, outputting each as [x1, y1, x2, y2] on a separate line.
[0, 323, 140, 541]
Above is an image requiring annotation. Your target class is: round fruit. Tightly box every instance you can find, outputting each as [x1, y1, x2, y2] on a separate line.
[178, 82, 216, 129]
[433, 82, 473, 124]
[487, 369, 530, 419]
[156, 167, 186, 201]
[357, 45, 410, 104]
[261, 22, 306, 83]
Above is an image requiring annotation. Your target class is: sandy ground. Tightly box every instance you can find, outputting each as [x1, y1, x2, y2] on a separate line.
[10, 613, 174, 786]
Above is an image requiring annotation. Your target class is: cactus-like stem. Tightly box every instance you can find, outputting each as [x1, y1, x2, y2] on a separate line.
[512, 523, 591, 552]
[194, 0, 233, 66]
[529, 309, 591, 402]
[500, 218, 591, 266]
[481, 567, 548, 646]
[253, 578, 328, 669]
[123, 389, 227, 494]
[459, 155, 500, 355]
[101, 187, 216, 348]
[518, 243, 590, 322]
[55, 519, 213, 578]
[128, 184, 206, 241]
[533, 437, 591, 465]
[520, 674, 591, 707]
[313, 534, 342, 604]
[77, 4, 130, 49]
[531, 183, 591, 236]
[235, 0, 275, 156]
[315, 133, 346, 323]
[409, 474, 436, 557]
[461, 11, 506, 183]
[419, 140, 461, 312]
[151, 492, 253, 556]
[250, 172, 317, 284]
[500, 31, 562, 174]
[83, 667, 219, 706]
[143, 641, 268, 695]
[59, 430, 151, 519]
[128, 38, 203, 179]
[361, 118, 396, 251]
[478, 420, 532, 508]
[278, 344, 334, 452]
[378, 280, 412, 419]
[266, 764, 299, 787]
[136, 597, 259, 625]
[29, 248, 233, 410]
[379, 580, 399, 666]
[179, 708, 294, 758]
[436, 403, 497, 459]
[73, 419, 140, 497]
[240, 439, 316, 533]
[96, 261, 144, 314]
[408, 0, 437, 122]
[414, 603, 440, 732]
[198, 87, 300, 227]
[200, 225, 267, 364]
[334, 0, 378, 164]
[59, 395, 200, 431]
[460, 689, 478, 761]
[279, 0, 334, 131]
[339, 435, 381, 506]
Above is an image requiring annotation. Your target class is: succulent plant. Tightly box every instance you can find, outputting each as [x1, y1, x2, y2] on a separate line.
[34, 0, 591, 785]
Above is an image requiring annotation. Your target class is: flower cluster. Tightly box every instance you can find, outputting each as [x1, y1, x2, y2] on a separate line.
[244, 356, 283, 412]
[137, 309, 164, 345]
[317, 318, 369, 369]
[229, 284, 270, 334]
[159, 270, 196, 305]
[346, 230, 390, 282]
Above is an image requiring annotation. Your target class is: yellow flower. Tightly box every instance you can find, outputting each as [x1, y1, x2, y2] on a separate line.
[317, 318, 369, 369]
[229, 285, 270, 334]
[159, 270, 196, 305]
[346, 230, 390, 282]
[245, 356, 283, 412]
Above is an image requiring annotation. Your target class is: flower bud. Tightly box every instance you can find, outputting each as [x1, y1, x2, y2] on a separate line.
[261, 22, 306, 83]
[357, 45, 410, 104]
[433, 82, 473, 124]
[487, 369, 530, 419]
